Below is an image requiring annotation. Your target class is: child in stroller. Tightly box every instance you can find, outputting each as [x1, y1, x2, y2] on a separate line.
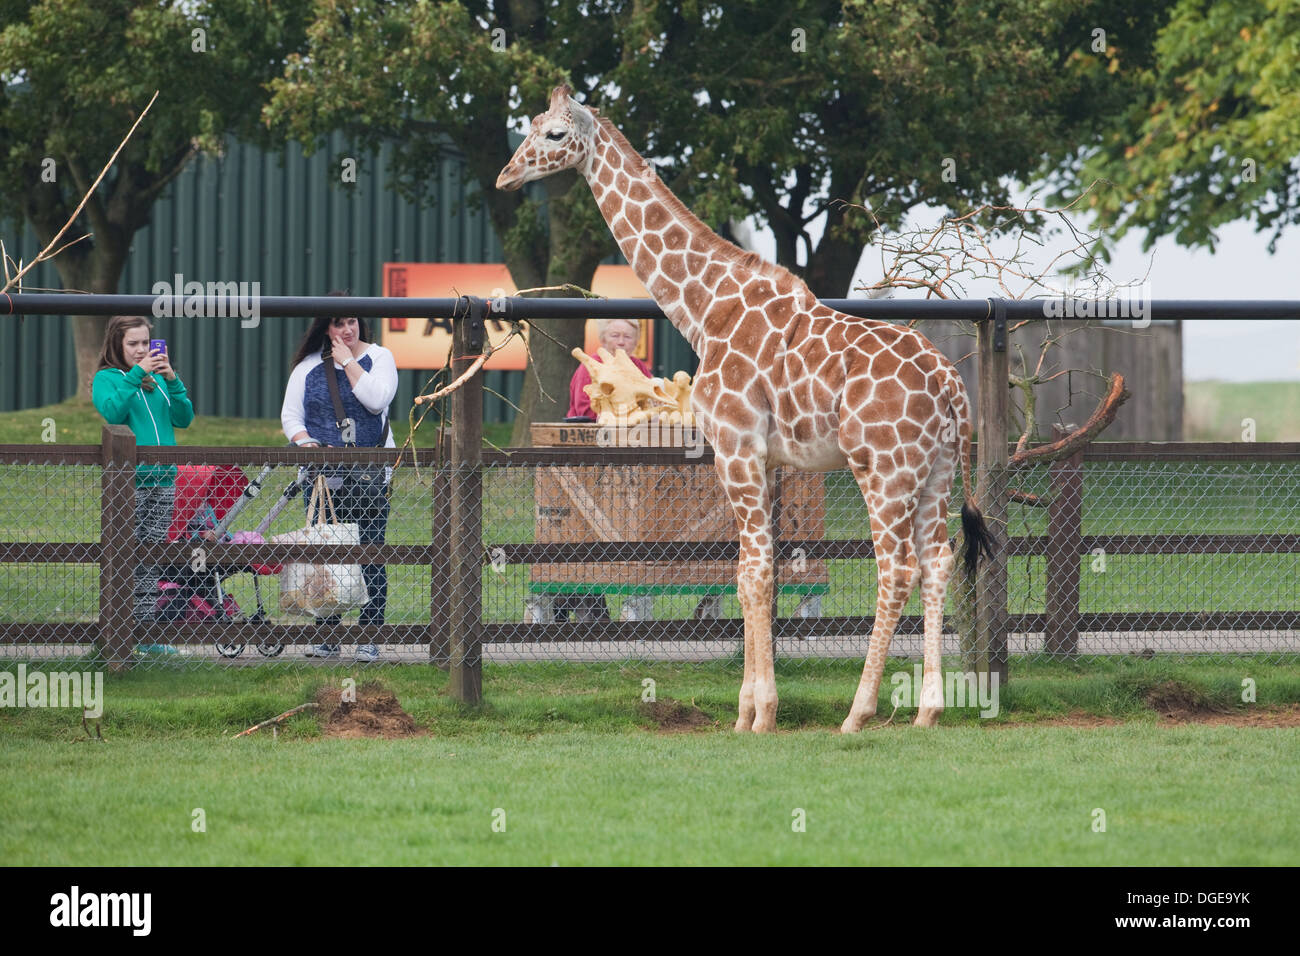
[149, 464, 291, 657]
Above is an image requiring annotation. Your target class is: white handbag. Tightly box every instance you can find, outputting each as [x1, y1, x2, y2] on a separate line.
[274, 477, 369, 617]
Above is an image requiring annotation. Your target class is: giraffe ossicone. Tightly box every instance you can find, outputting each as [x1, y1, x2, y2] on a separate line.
[498, 85, 994, 732]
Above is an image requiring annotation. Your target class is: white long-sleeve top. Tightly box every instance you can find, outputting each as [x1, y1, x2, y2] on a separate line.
[281, 343, 399, 448]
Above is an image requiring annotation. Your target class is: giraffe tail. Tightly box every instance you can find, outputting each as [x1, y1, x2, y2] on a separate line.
[951, 378, 995, 574]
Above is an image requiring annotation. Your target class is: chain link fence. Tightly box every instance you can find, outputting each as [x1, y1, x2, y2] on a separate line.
[1, 433, 1297, 670]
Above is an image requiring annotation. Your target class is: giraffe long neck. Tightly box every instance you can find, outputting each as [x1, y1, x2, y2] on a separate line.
[583, 120, 749, 354]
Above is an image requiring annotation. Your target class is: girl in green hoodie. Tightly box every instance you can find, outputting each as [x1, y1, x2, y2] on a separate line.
[92, 315, 195, 624]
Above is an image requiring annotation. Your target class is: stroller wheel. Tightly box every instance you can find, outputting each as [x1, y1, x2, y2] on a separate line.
[257, 639, 285, 658]
[214, 595, 246, 658]
[215, 636, 246, 658]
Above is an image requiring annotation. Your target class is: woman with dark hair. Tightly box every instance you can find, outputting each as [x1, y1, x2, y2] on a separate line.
[92, 315, 195, 630]
[281, 295, 398, 661]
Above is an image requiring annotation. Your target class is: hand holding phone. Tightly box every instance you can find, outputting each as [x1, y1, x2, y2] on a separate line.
[150, 339, 167, 356]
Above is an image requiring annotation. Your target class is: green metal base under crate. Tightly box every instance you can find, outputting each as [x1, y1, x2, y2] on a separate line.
[529, 583, 829, 596]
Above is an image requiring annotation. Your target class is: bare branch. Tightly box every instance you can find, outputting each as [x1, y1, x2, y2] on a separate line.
[2, 91, 159, 293]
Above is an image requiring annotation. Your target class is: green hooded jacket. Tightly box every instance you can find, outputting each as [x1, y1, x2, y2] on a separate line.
[92, 365, 195, 487]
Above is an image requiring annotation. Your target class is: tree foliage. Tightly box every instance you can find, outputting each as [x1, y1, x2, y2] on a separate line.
[611, 0, 1170, 295]
[268, 1, 1166, 439]
[1055, 0, 1300, 253]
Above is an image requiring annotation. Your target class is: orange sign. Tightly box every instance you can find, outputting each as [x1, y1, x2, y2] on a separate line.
[382, 263, 653, 370]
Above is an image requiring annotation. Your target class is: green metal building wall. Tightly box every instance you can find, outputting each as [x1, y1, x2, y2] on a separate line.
[1, 132, 697, 423]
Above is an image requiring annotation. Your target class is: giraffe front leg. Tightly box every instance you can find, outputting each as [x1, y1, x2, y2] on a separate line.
[738, 557, 777, 733]
[719, 455, 776, 733]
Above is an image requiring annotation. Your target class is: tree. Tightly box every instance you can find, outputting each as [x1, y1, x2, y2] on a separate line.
[0, 0, 308, 398]
[610, 0, 1174, 297]
[1053, 0, 1300, 254]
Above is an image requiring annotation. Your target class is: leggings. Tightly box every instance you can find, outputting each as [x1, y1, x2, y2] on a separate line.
[134, 485, 175, 621]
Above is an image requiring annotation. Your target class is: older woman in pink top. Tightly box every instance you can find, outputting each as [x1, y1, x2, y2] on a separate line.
[567, 318, 651, 420]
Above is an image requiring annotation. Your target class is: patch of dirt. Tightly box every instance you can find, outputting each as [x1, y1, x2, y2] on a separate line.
[314, 682, 425, 739]
[1155, 702, 1300, 727]
[640, 699, 716, 733]
[1144, 680, 1228, 722]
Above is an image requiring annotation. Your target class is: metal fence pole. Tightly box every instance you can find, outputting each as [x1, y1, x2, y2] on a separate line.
[430, 465, 451, 668]
[448, 299, 484, 703]
[99, 425, 137, 669]
[975, 304, 1009, 684]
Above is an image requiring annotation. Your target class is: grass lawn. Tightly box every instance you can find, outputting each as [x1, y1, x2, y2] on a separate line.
[2, 657, 1298, 865]
[0, 397, 514, 448]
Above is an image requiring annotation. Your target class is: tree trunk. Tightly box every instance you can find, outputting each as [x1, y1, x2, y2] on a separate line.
[804, 196, 870, 299]
[35, 224, 130, 401]
[507, 172, 613, 447]
[508, 314, 584, 446]
[71, 314, 108, 400]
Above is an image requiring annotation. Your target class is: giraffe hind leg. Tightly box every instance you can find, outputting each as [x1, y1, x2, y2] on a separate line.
[913, 480, 955, 728]
[841, 473, 921, 733]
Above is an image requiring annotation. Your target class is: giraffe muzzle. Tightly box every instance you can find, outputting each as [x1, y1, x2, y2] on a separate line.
[496, 165, 525, 191]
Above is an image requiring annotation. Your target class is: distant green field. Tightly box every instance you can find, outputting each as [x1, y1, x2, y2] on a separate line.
[1185, 380, 1300, 441]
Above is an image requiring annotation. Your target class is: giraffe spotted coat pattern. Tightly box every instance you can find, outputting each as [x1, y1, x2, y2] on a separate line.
[498, 86, 993, 732]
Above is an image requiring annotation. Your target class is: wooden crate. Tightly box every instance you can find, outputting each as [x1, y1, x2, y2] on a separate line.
[530, 424, 828, 588]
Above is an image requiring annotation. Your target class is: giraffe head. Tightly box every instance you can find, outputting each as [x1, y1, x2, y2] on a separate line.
[496, 85, 598, 191]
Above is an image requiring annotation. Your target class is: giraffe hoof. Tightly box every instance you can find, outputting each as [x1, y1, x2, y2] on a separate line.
[840, 714, 877, 734]
[914, 708, 941, 728]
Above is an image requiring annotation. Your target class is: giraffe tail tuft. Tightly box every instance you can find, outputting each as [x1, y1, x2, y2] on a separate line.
[960, 501, 995, 574]
[949, 373, 995, 574]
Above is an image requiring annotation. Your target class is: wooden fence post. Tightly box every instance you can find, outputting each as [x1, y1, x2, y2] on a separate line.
[448, 299, 484, 703]
[975, 305, 1009, 684]
[99, 425, 137, 670]
[1045, 423, 1083, 657]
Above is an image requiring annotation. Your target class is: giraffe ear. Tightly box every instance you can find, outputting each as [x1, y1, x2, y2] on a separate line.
[571, 101, 595, 136]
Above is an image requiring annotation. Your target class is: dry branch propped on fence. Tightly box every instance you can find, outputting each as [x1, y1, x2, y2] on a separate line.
[1008, 373, 1130, 469]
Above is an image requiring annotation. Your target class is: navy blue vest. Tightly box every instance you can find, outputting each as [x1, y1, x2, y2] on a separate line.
[303, 355, 386, 446]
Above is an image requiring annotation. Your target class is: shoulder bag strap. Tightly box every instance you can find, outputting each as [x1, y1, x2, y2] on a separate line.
[327, 356, 391, 448]
[324, 359, 354, 446]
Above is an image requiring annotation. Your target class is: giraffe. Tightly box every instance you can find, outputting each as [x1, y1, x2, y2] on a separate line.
[497, 86, 994, 732]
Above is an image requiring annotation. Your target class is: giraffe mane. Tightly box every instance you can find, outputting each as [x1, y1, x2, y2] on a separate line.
[593, 115, 819, 309]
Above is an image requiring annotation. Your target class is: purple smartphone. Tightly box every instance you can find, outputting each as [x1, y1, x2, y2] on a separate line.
[149, 339, 167, 355]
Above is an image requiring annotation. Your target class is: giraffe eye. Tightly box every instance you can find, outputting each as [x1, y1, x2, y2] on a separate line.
[546, 130, 567, 142]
